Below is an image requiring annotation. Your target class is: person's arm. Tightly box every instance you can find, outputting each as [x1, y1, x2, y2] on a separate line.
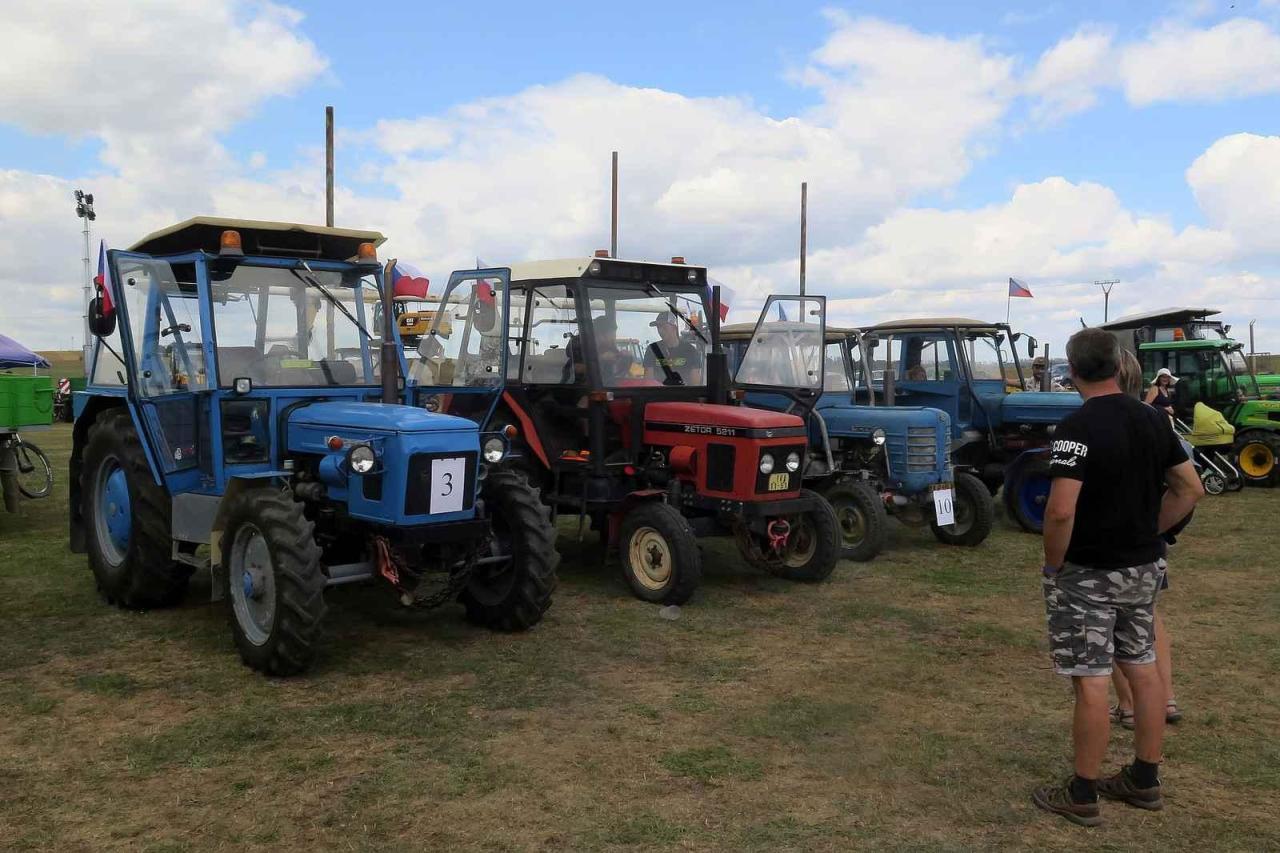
[1043, 478, 1082, 571]
[1159, 460, 1203, 534]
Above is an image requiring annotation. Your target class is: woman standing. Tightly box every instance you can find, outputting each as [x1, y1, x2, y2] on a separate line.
[1144, 368, 1178, 417]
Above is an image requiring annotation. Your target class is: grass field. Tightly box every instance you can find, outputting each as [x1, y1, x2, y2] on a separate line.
[1, 425, 1278, 851]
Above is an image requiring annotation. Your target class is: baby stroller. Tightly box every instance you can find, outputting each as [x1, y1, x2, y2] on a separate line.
[1175, 402, 1243, 495]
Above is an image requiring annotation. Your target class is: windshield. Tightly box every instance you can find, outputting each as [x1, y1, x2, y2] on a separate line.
[209, 262, 374, 388]
[410, 274, 508, 388]
[583, 285, 709, 387]
[1225, 348, 1260, 397]
[966, 332, 1015, 382]
[735, 297, 825, 390]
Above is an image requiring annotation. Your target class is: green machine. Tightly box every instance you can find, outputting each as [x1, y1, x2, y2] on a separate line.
[1103, 308, 1280, 487]
[0, 335, 55, 512]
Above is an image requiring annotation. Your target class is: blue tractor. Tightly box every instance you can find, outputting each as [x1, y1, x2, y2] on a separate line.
[721, 323, 988, 560]
[858, 318, 1081, 533]
[70, 218, 557, 675]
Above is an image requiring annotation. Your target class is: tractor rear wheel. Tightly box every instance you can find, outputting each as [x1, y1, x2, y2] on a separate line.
[822, 480, 887, 562]
[738, 489, 841, 582]
[81, 408, 190, 608]
[1235, 431, 1280, 487]
[619, 501, 701, 605]
[461, 470, 559, 631]
[220, 488, 326, 676]
[931, 472, 995, 546]
[1004, 455, 1051, 534]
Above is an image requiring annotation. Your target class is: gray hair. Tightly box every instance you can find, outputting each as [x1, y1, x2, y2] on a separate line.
[1066, 328, 1120, 383]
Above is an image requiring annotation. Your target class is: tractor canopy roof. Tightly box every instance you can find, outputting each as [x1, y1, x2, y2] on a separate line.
[1138, 338, 1236, 351]
[866, 317, 1003, 333]
[1101, 307, 1220, 331]
[129, 216, 386, 260]
[508, 256, 708, 287]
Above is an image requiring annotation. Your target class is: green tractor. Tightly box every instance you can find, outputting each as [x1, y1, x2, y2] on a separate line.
[1103, 308, 1280, 487]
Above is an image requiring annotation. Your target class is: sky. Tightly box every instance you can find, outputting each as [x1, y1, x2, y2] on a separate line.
[4, 0, 1280, 354]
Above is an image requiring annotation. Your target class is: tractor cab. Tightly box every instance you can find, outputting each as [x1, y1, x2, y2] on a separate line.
[71, 217, 556, 676]
[489, 255, 841, 604]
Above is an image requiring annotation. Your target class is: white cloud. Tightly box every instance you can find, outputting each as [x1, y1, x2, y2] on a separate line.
[1023, 28, 1116, 121]
[1187, 132, 1280, 253]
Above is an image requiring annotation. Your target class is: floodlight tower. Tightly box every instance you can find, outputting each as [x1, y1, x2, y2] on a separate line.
[75, 190, 96, 370]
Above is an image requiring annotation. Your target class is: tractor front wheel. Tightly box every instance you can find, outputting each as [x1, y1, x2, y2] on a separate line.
[461, 470, 559, 631]
[81, 408, 190, 608]
[1004, 455, 1052, 534]
[931, 472, 995, 546]
[619, 502, 701, 605]
[738, 489, 841, 582]
[1235, 431, 1280, 488]
[822, 481, 887, 562]
[220, 488, 326, 676]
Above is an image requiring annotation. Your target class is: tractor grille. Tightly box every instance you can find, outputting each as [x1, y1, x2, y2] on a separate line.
[907, 426, 939, 473]
[404, 451, 478, 516]
[706, 443, 736, 492]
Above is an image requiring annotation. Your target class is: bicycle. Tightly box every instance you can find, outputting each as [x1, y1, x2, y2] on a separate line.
[2, 434, 53, 499]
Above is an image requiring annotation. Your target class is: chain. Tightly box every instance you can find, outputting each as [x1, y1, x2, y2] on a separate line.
[373, 535, 476, 610]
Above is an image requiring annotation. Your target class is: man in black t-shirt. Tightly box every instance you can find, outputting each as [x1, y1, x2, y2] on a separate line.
[1032, 328, 1203, 827]
[643, 312, 702, 385]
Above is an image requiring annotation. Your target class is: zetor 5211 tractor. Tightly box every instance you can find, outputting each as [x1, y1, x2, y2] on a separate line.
[69, 218, 556, 675]
[439, 255, 841, 605]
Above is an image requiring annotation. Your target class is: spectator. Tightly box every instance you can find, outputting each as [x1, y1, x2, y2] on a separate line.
[1144, 368, 1178, 417]
[1033, 328, 1203, 827]
[1026, 356, 1065, 391]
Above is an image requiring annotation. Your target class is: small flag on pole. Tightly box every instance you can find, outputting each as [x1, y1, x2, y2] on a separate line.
[94, 240, 115, 316]
[1008, 277, 1034, 298]
[390, 261, 429, 299]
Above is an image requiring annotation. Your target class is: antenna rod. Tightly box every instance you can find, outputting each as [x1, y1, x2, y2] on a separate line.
[611, 151, 619, 258]
[799, 181, 808, 296]
[325, 106, 335, 227]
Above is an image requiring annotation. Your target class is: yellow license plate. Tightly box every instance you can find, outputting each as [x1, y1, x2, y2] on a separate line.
[767, 473, 790, 491]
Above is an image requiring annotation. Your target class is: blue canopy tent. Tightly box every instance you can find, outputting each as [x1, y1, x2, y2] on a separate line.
[0, 335, 50, 371]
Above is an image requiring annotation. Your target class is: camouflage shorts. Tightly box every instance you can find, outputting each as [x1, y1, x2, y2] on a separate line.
[1042, 560, 1167, 677]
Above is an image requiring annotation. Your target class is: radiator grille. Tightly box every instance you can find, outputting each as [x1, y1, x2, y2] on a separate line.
[706, 444, 736, 492]
[906, 426, 939, 472]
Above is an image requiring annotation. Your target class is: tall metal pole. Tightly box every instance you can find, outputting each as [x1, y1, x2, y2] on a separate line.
[1094, 278, 1119, 322]
[75, 190, 96, 372]
[799, 181, 808, 296]
[1250, 319, 1257, 373]
[610, 151, 618, 259]
[325, 106, 335, 227]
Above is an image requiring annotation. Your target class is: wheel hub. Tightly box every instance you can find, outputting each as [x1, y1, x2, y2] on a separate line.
[95, 458, 131, 564]
[628, 527, 672, 590]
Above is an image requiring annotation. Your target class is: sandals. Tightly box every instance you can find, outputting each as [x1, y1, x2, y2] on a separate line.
[1110, 702, 1183, 728]
[1166, 700, 1183, 724]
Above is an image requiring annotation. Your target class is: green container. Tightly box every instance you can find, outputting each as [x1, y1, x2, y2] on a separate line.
[0, 374, 54, 428]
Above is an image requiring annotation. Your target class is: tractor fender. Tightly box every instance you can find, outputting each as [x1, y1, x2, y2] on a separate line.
[208, 474, 290, 601]
[605, 489, 669, 546]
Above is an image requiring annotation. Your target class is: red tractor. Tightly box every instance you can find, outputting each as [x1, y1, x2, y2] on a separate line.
[407, 255, 840, 604]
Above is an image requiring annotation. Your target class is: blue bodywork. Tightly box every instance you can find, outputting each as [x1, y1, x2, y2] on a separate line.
[814, 397, 951, 494]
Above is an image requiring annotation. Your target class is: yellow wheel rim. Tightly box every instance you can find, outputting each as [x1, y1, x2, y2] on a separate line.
[1240, 442, 1276, 477]
[627, 527, 672, 591]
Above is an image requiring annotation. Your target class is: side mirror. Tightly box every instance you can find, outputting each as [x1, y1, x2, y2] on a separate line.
[87, 297, 116, 337]
[1224, 324, 1232, 334]
[1027, 336, 1039, 359]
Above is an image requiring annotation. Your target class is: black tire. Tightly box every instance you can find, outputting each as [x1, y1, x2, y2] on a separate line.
[220, 488, 326, 676]
[931, 471, 995, 545]
[1234, 431, 1280, 488]
[1201, 470, 1226, 496]
[81, 408, 190, 608]
[822, 480, 887, 562]
[15, 440, 53, 499]
[737, 489, 841, 582]
[618, 501, 701, 605]
[460, 470, 559, 631]
[1004, 455, 1051, 534]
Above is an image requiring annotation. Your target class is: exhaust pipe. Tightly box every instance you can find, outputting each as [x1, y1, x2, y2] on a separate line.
[381, 258, 400, 404]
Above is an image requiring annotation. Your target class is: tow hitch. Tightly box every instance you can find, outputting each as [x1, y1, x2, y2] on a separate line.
[767, 518, 791, 554]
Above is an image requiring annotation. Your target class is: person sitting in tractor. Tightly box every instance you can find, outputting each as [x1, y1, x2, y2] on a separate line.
[1026, 356, 1065, 391]
[568, 315, 634, 384]
[1145, 368, 1177, 418]
[905, 364, 928, 382]
[643, 312, 702, 385]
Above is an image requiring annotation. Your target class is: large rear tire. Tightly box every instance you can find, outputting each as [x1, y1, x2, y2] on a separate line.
[619, 502, 701, 605]
[461, 470, 559, 631]
[737, 489, 841, 582]
[931, 471, 995, 545]
[81, 409, 190, 608]
[220, 488, 326, 676]
[822, 480, 887, 562]
[1235, 431, 1280, 488]
[1004, 455, 1051, 534]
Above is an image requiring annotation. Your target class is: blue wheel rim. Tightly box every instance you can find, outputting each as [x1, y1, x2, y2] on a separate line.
[1017, 471, 1051, 529]
[97, 458, 131, 563]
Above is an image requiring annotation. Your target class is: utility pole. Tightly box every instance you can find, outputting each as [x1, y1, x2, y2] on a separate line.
[799, 181, 808, 296]
[1250, 319, 1257, 373]
[1094, 279, 1119, 322]
[75, 189, 96, 371]
[610, 151, 619, 259]
[325, 106, 335, 227]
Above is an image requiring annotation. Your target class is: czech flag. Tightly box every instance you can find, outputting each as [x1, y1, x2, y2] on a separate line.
[707, 277, 734, 322]
[391, 261, 429, 300]
[94, 240, 115, 316]
[1008, 277, 1034, 298]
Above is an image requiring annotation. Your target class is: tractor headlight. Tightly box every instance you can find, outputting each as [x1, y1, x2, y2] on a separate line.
[759, 453, 775, 474]
[786, 451, 801, 472]
[483, 436, 506, 464]
[872, 428, 887, 446]
[348, 444, 377, 475]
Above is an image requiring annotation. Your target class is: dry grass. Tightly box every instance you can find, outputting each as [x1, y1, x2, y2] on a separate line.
[1, 424, 1278, 851]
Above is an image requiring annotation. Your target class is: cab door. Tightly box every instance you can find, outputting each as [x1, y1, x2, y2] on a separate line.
[733, 295, 827, 413]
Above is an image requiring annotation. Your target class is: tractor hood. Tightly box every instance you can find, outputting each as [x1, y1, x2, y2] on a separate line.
[643, 401, 804, 432]
[815, 398, 947, 437]
[999, 391, 1082, 426]
[288, 402, 476, 435]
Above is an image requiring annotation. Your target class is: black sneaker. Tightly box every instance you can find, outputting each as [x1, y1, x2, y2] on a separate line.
[1098, 766, 1164, 811]
[1032, 779, 1103, 827]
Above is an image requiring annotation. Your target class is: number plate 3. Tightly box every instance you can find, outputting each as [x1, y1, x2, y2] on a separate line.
[429, 457, 467, 514]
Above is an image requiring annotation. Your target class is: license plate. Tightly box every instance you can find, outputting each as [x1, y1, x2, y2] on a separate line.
[932, 485, 955, 526]
[429, 457, 467, 514]
[767, 472, 790, 492]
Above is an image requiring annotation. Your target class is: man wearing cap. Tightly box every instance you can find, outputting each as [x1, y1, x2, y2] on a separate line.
[643, 312, 702, 385]
[1026, 356, 1065, 392]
